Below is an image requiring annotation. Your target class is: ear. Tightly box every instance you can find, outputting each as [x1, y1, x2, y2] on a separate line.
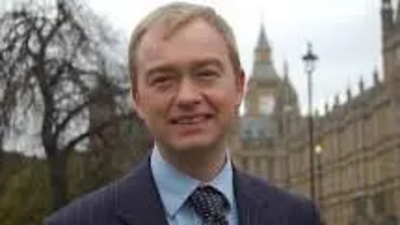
[235, 70, 246, 107]
[131, 88, 146, 120]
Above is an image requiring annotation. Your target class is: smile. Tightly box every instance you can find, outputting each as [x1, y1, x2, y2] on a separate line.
[170, 114, 213, 125]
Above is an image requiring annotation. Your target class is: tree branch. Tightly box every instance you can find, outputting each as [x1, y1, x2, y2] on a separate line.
[61, 112, 133, 153]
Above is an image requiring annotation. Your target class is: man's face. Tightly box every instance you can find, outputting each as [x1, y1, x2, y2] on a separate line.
[132, 19, 244, 154]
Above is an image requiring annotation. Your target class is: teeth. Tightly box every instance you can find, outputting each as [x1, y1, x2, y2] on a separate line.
[176, 116, 206, 124]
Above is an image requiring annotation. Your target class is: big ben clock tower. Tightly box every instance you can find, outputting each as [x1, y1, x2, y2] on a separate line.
[245, 24, 280, 117]
[242, 24, 300, 141]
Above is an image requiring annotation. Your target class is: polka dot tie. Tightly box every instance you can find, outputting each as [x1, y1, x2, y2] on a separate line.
[188, 186, 229, 225]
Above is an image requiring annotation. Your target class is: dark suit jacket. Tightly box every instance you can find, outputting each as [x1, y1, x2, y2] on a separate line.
[45, 157, 321, 225]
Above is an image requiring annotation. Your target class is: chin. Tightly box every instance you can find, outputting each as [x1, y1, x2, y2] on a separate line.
[156, 130, 226, 153]
[166, 138, 222, 154]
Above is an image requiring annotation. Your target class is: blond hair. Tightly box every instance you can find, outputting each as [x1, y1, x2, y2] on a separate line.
[128, 2, 242, 92]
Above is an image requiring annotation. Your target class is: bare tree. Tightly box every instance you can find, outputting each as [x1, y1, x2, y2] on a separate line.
[0, 0, 132, 210]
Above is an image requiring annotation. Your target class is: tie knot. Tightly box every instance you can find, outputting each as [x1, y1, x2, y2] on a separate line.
[188, 186, 229, 225]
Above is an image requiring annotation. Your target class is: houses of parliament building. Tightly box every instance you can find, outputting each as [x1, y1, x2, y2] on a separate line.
[230, 0, 400, 224]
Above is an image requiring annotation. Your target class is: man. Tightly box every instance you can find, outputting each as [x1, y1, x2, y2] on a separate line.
[45, 2, 321, 225]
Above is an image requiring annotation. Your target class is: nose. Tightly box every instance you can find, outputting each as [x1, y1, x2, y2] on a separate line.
[175, 78, 202, 109]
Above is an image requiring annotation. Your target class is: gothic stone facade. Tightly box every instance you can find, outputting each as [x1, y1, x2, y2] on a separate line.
[230, 1, 400, 224]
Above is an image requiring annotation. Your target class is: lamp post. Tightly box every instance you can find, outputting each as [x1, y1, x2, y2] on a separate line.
[315, 145, 323, 204]
[302, 43, 318, 202]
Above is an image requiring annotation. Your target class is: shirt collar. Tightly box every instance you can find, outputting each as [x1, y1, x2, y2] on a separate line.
[150, 146, 234, 218]
[207, 154, 234, 210]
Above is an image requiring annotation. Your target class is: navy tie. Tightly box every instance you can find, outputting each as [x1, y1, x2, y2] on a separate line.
[188, 186, 229, 225]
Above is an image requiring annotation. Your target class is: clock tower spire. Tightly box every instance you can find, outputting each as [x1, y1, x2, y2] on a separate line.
[255, 23, 271, 62]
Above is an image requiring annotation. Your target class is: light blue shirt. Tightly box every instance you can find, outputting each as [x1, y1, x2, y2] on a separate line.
[150, 147, 238, 225]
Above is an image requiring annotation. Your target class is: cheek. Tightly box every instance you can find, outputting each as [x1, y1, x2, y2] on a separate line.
[142, 95, 174, 124]
[144, 102, 167, 120]
[206, 88, 239, 113]
[135, 94, 162, 120]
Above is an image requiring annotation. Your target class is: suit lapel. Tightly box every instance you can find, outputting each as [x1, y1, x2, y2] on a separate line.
[114, 157, 168, 225]
[234, 169, 279, 225]
[113, 157, 280, 225]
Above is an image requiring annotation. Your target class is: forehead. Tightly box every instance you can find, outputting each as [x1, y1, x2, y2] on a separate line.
[136, 19, 231, 69]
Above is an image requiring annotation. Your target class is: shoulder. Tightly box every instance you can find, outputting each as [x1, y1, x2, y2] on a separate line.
[237, 171, 321, 224]
[44, 161, 149, 225]
[44, 181, 118, 225]
[243, 172, 312, 205]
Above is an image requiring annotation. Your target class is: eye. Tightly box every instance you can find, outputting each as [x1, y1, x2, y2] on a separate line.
[151, 75, 171, 85]
[196, 69, 220, 79]
[148, 73, 176, 91]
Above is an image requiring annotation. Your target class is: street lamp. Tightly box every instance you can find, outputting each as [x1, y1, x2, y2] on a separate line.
[315, 145, 323, 154]
[315, 144, 325, 225]
[302, 42, 318, 202]
[315, 145, 323, 203]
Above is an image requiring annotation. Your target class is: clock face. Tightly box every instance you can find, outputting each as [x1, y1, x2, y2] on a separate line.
[259, 95, 275, 115]
[383, 2, 391, 10]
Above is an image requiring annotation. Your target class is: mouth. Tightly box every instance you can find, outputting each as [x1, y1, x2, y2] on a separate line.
[170, 114, 213, 125]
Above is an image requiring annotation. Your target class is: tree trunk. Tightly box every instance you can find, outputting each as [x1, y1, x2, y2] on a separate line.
[47, 153, 68, 211]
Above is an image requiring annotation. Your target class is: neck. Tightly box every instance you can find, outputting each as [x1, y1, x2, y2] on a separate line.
[157, 144, 227, 182]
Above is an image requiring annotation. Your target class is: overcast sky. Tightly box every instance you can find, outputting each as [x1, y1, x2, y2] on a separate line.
[87, 0, 387, 114]
[0, 0, 391, 111]
[0, 0, 394, 155]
